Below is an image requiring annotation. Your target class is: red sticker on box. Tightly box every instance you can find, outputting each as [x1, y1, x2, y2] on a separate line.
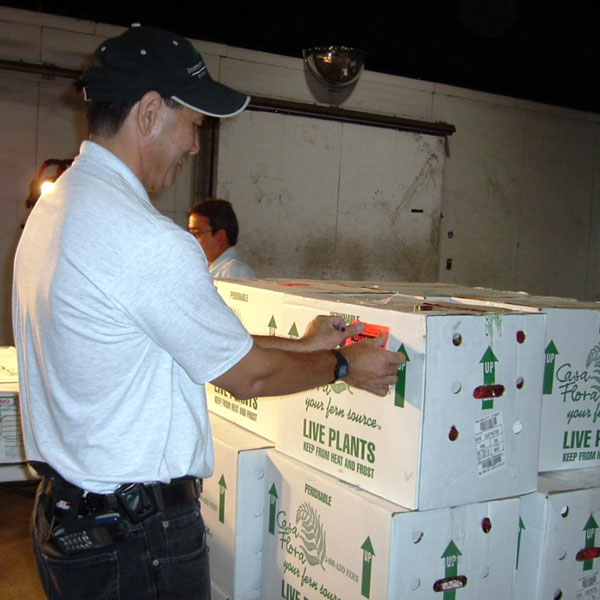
[276, 282, 313, 287]
[344, 321, 390, 349]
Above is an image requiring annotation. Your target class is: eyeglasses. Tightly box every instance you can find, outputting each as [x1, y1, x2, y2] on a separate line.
[189, 228, 213, 238]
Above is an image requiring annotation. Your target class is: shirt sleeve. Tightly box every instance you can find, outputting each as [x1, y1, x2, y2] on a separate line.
[109, 228, 253, 383]
[217, 260, 255, 279]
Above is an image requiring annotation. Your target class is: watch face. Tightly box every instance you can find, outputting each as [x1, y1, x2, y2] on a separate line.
[333, 350, 349, 380]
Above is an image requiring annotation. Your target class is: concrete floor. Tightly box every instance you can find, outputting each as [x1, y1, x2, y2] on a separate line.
[0, 481, 46, 599]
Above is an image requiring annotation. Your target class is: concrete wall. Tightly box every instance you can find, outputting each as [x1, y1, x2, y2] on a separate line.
[1, 6, 599, 344]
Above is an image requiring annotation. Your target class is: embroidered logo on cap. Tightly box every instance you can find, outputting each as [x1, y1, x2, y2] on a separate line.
[187, 61, 207, 80]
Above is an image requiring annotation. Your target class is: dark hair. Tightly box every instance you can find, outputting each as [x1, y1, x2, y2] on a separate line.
[189, 199, 239, 246]
[76, 79, 182, 136]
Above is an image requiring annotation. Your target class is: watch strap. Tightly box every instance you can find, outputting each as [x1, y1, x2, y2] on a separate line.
[330, 349, 349, 382]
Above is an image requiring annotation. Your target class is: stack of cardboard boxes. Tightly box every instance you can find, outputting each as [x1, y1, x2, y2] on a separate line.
[0, 346, 31, 482]
[420, 288, 600, 600]
[203, 278, 600, 599]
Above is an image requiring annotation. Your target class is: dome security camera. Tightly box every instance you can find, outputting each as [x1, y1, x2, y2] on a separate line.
[303, 46, 366, 90]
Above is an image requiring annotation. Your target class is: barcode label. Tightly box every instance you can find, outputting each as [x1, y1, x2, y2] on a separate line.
[475, 411, 506, 476]
[582, 574, 597, 588]
[479, 415, 498, 432]
[480, 454, 503, 470]
[577, 572, 600, 599]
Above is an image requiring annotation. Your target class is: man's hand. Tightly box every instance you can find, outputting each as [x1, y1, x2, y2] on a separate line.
[215, 330, 406, 400]
[340, 336, 406, 397]
[297, 315, 366, 352]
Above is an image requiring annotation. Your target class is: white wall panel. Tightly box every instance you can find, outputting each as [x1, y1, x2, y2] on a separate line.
[37, 80, 87, 160]
[346, 70, 435, 120]
[41, 27, 100, 69]
[0, 75, 39, 344]
[220, 57, 313, 103]
[436, 94, 529, 290]
[216, 110, 445, 280]
[586, 130, 600, 301]
[216, 111, 341, 278]
[337, 126, 444, 280]
[516, 113, 596, 298]
[0, 19, 41, 62]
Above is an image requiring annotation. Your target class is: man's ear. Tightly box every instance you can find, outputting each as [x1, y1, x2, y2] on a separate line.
[136, 91, 163, 136]
[215, 228, 230, 248]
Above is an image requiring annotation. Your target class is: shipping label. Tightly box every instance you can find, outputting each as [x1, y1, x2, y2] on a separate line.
[474, 411, 506, 476]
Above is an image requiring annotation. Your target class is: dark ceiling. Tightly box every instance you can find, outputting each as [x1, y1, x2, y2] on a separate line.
[5, 0, 600, 114]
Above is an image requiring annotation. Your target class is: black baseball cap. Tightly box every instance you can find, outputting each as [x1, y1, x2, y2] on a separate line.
[79, 24, 250, 118]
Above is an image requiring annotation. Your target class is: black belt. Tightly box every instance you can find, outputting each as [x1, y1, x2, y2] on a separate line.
[83, 476, 203, 519]
[31, 462, 202, 524]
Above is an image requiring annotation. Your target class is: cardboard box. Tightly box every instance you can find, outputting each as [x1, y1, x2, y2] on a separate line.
[263, 449, 521, 600]
[0, 390, 25, 464]
[514, 468, 600, 600]
[210, 581, 230, 600]
[275, 290, 545, 509]
[207, 383, 278, 442]
[201, 414, 274, 600]
[206, 278, 391, 440]
[0, 346, 25, 465]
[206, 279, 326, 440]
[424, 293, 600, 472]
[207, 279, 284, 440]
[209, 279, 545, 509]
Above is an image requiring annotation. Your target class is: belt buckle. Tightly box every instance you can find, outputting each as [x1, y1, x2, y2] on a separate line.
[82, 493, 107, 514]
[115, 482, 156, 523]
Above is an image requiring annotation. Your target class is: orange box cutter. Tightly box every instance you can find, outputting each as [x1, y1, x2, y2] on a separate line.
[343, 321, 390, 349]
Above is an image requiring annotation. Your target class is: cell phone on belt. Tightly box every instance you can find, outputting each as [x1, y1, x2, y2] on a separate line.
[52, 512, 121, 554]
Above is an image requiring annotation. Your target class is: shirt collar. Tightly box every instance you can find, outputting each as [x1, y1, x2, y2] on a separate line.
[77, 140, 150, 202]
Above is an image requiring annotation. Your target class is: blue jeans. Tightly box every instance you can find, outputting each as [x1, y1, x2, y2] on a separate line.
[32, 478, 211, 600]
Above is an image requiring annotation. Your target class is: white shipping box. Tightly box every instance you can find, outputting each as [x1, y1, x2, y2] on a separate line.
[207, 279, 327, 440]
[210, 582, 228, 600]
[429, 293, 600, 472]
[201, 414, 274, 600]
[0, 346, 26, 465]
[275, 291, 545, 509]
[514, 468, 600, 600]
[263, 449, 521, 600]
[206, 278, 392, 441]
[0, 390, 24, 464]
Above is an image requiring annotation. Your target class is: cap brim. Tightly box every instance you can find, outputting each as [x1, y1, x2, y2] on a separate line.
[172, 79, 250, 118]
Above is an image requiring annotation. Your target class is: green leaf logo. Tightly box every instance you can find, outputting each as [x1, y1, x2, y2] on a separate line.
[296, 502, 327, 569]
[320, 382, 353, 395]
[586, 342, 600, 393]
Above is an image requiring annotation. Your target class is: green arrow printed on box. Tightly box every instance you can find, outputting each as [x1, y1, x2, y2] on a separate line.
[395, 344, 410, 408]
[441, 540, 462, 600]
[268, 315, 278, 336]
[480, 347, 498, 409]
[583, 514, 599, 571]
[361, 536, 375, 599]
[268, 483, 278, 535]
[218, 475, 227, 523]
[543, 340, 559, 395]
[288, 322, 299, 338]
[516, 517, 525, 569]
[480, 347, 498, 385]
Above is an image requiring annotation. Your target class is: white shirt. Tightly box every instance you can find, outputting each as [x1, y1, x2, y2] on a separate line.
[209, 246, 255, 279]
[12, 141, 253, 492]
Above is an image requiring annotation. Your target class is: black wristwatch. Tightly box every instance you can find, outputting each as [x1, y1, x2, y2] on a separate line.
[331, 349, 349, 382]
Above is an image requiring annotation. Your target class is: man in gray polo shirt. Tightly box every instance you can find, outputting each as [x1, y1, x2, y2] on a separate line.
[12, 25, 404, 600]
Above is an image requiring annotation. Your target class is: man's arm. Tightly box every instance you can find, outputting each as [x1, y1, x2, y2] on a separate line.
[211, 334, 405, 400]
[253, 315, 363, 352]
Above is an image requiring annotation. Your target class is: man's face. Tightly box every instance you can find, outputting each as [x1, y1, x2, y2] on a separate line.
[145, 102, 204, 193]
[188, 213, 223, 264]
